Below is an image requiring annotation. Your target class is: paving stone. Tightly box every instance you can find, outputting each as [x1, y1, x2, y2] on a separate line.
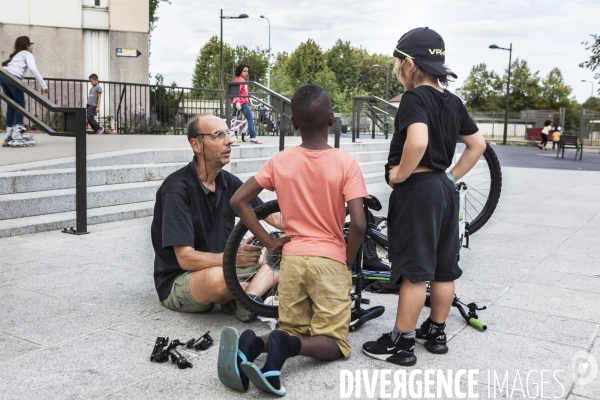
[521, 269, 600, 294]
[416, 329, 577, 398]
[0, 331, 168, 399]
[111, 306, 273, 346]
[8, 263, 154, 305]
[4, 295, 164, 346]
[0, 333, 42, 363]
[571, 338, 600, 399]
[495, 282, 600, 323]
[534, 249, 600, 277]
[106, 372, 240, 399]
[480, 305, 598, 349]
[0, 286, 84, 330]
[557, 230, 600, 256]
[0, 260, 69, 284]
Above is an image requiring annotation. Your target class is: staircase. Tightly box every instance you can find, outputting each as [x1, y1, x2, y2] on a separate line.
[0, 142, 389, 238]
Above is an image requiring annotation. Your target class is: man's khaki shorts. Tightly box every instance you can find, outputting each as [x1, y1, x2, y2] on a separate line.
[161, 264, 263, 313]
[161, 271, 214, 313]
[277, 255, 353, 357]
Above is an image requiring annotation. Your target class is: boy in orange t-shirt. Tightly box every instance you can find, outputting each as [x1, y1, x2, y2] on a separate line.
[218, 84, 368, 396]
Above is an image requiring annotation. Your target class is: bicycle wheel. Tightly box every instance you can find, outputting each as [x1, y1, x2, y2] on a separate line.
[241, 129, 249, 142]
[223, 200, 282, 318]
[452, 143, 502, 234]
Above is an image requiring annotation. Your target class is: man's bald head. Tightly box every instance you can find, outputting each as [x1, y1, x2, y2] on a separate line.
[187, 114, 225, 142]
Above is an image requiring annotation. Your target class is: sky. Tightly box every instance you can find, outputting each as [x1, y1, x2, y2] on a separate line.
[149, 0, 600, 102]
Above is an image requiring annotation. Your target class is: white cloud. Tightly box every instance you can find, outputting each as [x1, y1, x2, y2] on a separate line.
[150, 0, 600, 101]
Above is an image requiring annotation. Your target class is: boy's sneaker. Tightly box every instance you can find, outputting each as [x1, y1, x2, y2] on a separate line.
[96, 128, 105, 135]
[362, 333, 416, 366]
[415, 319, 448, 354]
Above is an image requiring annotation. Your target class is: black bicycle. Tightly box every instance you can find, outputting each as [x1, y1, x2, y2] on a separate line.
[222, 144, 502, 330]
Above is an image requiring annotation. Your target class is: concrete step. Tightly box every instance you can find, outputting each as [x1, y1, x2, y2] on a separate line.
[0, 163, 186, 195]
[0, 141, 390, 235]
[0, 191, 278, 238]
[0, 181, 162, 220]
[0, 142, 390, 173]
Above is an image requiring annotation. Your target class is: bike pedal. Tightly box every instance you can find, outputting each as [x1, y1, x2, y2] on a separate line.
[360, 298, 371, 305]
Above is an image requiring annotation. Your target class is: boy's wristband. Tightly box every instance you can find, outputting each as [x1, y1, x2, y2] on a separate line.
[446, 171, 455, 184]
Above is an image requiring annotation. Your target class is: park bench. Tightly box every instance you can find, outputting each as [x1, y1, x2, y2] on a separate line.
[556, 134, 583, 160]
[358, 123, 370, 134]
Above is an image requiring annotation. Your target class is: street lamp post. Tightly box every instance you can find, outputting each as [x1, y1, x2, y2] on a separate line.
[220, 9, 248, 116]
[260, 15, 271, 90]
[582, 80, 595, 100]
[489, 43, 512, 145]
[373, 63, 390, 101]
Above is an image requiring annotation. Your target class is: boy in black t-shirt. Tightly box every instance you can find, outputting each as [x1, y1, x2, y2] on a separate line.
[362, 27, 487, 366]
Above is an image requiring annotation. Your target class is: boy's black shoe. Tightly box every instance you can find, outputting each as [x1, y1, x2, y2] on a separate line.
[362, 333, 416, 366]
[415, 319, 448, 354]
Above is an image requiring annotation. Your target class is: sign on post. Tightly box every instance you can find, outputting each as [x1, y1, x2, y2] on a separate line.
[116, 48, 142, 57]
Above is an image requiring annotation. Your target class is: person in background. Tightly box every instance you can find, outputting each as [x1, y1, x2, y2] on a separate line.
[1, 36, 47, 147]
[87, 74, 104, 135]
[552, 126, 562, 150]
[232, 64, 261, 144]
[538, 120, 551, 150]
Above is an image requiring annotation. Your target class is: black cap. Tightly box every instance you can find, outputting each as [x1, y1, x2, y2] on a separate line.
[393, 27, 457, 79]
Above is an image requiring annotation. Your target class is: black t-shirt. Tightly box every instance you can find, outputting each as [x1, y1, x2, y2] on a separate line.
[386, 86, 478, 182]
[151, 157, 262, 301]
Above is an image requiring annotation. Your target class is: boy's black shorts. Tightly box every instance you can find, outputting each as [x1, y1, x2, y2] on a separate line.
[388, 171, 461, 284]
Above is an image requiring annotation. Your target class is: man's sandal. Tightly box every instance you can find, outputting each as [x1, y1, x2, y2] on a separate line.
[217, 327, 249, 392]
[240, 361, 286, 396]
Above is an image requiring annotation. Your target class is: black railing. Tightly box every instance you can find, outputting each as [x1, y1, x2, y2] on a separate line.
[0, 77, 224, 135]
[0, 70, 88, 234]
[352, 96, 397, 142]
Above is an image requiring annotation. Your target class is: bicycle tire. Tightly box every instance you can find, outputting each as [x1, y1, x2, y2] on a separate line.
[223, 200, 282, 318]
[460, 144, 502, 234]
[241, 130, 249, 142]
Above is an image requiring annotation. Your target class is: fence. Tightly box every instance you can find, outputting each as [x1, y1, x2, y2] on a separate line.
[0, 78, 224, 135]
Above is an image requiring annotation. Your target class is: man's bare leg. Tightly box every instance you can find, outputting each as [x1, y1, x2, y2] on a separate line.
[188, 267, 233, 304]
[245, 263, 279, 297]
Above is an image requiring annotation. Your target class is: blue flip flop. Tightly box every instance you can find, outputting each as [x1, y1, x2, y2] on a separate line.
[240, 361, 286, 396]
[217, 327, 249, 392]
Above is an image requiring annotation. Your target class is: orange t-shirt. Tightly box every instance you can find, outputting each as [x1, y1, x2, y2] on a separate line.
[254, 146, 368, 264]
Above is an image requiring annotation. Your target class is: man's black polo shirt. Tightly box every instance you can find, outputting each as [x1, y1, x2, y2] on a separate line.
[151, 157, 262, 302]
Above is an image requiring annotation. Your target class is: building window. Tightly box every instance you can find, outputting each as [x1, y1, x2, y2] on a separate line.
[82, 0, 108, 7]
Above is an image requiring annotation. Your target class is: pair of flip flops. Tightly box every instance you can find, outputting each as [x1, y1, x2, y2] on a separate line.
[217, 327, 286, 396]
[248, 139, 263, 144]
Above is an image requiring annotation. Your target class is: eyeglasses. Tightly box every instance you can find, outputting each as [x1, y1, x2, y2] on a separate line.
[194, 130, 236, 142]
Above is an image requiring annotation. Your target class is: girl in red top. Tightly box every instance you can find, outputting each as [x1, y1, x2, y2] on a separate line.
[232, 64, 260, 143]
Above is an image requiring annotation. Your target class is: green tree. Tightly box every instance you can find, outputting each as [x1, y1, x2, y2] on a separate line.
[232, 45, 269, 85]
[191, 36, 234, 91]
[505, 59, 542, 111]
[285, 39, 327, 86]
[461, 63, 504, 111]
[357, 52, 402, 101]
[581, 96, 600, 112]
[270, 52, 294, 95]
[540, 68, 572, 109]
[579, 33, 600, 95]
[326, 40, 361, 94]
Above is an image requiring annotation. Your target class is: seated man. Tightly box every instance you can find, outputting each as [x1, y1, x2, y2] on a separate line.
[151, 114, 279, 321]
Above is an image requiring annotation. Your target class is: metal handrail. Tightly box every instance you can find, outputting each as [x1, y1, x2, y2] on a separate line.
[352, 96, 398, 142]
[0, 69, 88, 234]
